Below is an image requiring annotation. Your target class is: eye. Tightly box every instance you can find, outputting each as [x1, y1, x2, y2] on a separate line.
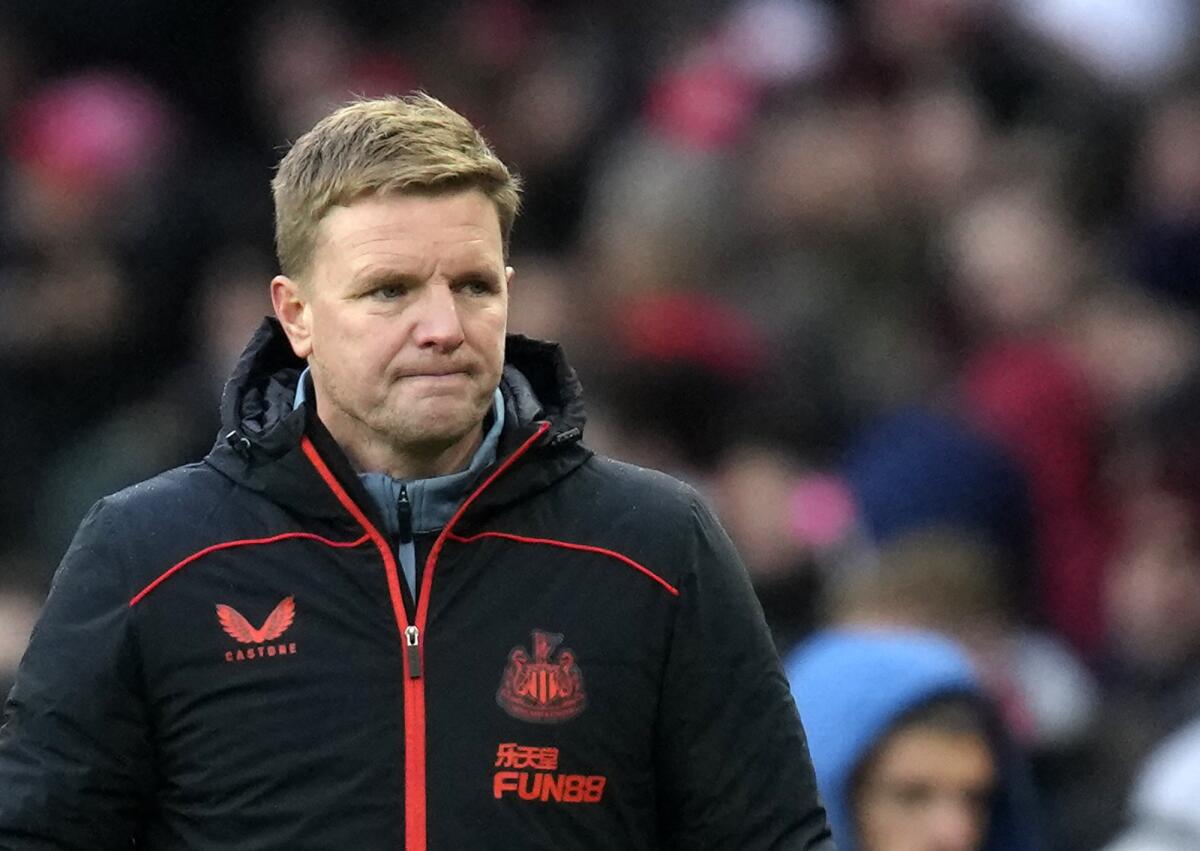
[889, 783, 935, 810]
[457, 278, 495, 296]
[371, 285, 405, 300]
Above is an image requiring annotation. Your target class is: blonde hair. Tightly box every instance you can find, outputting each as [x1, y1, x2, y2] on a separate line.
[272, 93, 521, 278]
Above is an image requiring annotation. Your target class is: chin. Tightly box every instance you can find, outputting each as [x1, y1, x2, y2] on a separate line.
[388, 408, 483, 445]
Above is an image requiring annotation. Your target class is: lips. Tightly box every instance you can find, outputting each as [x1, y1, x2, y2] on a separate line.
[397, 366, 471, 379]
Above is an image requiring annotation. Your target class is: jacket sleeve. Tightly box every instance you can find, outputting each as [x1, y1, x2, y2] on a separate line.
[0, 499, 152, 848]
[655, 496, 835, 850]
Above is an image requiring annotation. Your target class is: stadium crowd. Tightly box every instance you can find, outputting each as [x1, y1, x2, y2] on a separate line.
[2, 0, 1200, 848]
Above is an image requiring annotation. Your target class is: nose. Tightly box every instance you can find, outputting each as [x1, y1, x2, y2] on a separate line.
[411, 283, 465, 352]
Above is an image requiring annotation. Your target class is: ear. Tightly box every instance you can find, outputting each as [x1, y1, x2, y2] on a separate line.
[505, 265, 515, 293]
[271, 275, 313, 359]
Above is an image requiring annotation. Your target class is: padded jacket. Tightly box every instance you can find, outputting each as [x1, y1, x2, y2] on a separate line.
[0, 319, 834, 851]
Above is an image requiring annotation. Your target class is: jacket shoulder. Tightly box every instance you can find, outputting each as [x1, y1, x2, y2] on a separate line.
[69, 462, 241, 591]
[102, 461, 231, 523]
[547, 454, 733, 588]
[579, 454, 707, 518]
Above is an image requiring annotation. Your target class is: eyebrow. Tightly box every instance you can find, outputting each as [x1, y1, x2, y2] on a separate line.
[349, 268, 423, 293]
[453, 268, 503, 285]
[349, 258, 503, 290]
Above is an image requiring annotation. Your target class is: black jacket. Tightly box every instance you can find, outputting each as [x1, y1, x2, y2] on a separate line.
[0, 319, 834, 851]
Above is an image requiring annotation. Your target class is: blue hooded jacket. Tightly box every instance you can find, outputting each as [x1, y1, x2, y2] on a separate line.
[785, 629, 1040, 851]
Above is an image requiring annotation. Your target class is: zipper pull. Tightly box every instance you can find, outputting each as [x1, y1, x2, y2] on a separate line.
[396, 484, 414, 544]
[405, 625, 422, 679]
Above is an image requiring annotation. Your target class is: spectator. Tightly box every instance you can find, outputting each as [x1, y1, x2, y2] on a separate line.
[785, 628, 1040, 851]
[842, 407, 1035, 596]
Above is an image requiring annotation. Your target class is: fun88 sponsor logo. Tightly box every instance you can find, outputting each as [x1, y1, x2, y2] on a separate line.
[492, 743, 606, 803]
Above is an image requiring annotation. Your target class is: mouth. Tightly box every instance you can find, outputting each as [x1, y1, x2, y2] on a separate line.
[397, 369, 472, 382]
[397, 365, 472, 379]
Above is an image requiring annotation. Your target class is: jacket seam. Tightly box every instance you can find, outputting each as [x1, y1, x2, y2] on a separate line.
[445, 530, 680, 596]
[128, 531, 371, 607]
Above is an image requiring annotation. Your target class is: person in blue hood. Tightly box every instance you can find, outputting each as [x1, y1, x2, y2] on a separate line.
[786, 629, 1041, 851]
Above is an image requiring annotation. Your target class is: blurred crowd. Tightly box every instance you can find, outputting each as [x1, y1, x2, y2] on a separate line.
[3, 0, 1200, 848]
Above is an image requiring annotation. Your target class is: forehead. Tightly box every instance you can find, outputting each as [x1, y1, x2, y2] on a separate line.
[868, 726, 996, 787]
[312, 189, 504, 276]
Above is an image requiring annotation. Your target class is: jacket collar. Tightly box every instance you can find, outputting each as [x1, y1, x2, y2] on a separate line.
[206, 317, 590, 527]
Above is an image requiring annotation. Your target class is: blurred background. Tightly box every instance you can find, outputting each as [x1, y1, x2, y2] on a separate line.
[2, 0, 1200, 847]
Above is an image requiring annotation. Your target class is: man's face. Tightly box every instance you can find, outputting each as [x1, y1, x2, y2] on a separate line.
[854, 725, 996, 851]
[276, 188, 510, 470]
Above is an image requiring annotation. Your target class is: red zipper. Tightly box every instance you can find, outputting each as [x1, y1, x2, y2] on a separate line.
[300, 421, 550, 851]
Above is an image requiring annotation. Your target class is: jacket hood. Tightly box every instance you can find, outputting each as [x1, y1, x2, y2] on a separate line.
[785, 628, 1040, 851]
[497, 334, 586, 449]
[206, 317, 589, 525]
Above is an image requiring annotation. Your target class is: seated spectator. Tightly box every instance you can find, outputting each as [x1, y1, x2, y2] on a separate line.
[785, 628, 1040, 851]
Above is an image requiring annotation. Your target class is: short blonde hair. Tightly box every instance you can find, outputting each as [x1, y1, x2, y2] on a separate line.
[272, 93, 521, 278]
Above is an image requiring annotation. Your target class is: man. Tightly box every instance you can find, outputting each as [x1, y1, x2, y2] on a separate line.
[786, 629, 1040, 851]
[0, 95, 833, 850]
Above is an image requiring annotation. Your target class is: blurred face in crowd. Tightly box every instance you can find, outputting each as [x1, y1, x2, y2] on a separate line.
[854, 724, 996, 851]
[1106, 488, 1200, 676]
[272, 188, 511, 478]
[948, 188, 1076, 333]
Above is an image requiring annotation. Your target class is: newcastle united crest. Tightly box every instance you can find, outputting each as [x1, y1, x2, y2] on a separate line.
[497, 630, 587, 723]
